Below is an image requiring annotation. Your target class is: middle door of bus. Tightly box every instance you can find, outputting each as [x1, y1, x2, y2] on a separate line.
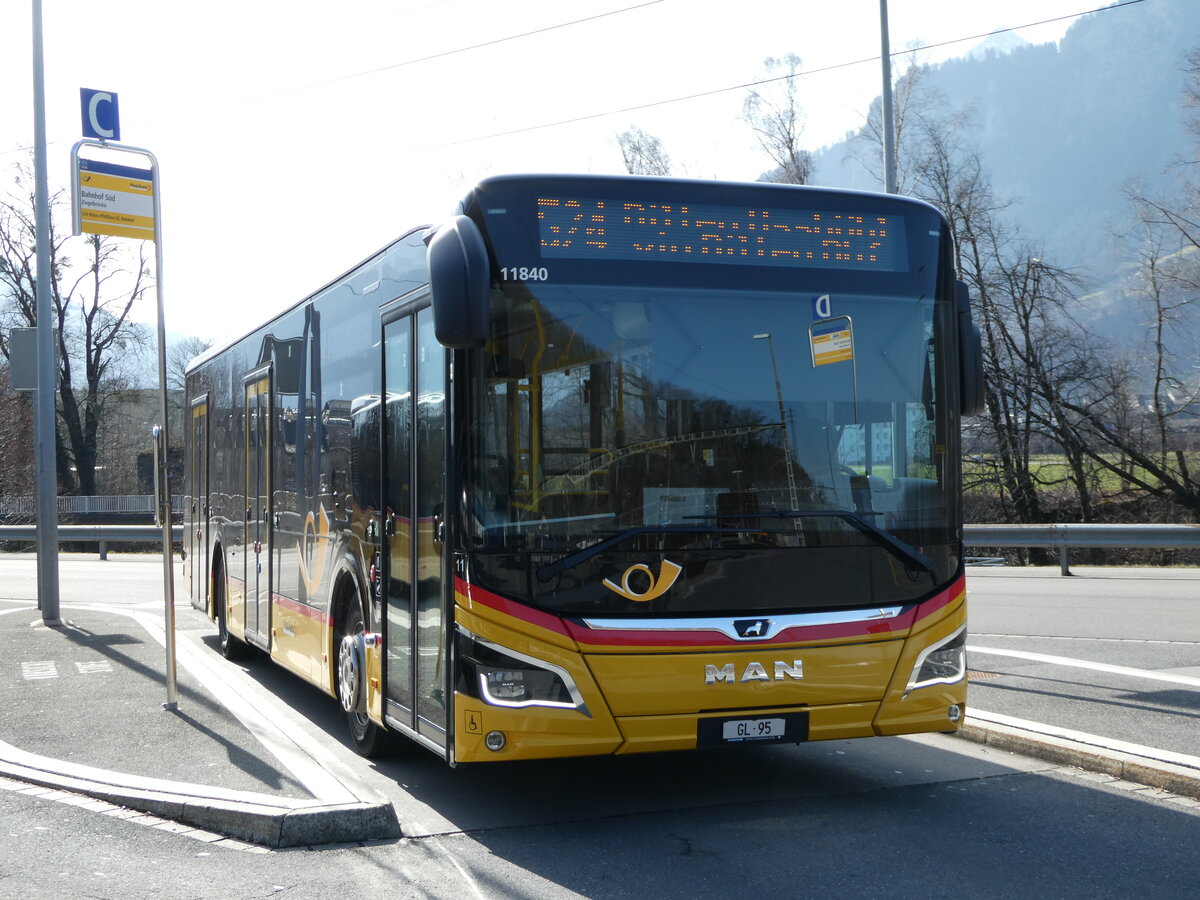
[243, 369, 272, 650]
[381, 305, 449, 753]
[189, 395, 209, 613]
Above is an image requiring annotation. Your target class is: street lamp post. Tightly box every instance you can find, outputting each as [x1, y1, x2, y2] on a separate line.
[753, 333, 801, 518]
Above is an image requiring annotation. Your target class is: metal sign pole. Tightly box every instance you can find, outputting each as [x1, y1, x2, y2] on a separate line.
[71, 137, 178, 709]
[149, 155, 179, 710]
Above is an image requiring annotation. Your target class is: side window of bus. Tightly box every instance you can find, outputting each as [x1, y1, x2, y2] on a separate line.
[350, 396, 381, 510]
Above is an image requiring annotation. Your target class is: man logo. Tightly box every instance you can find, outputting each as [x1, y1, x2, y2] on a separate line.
[733, 618, 773, 639]
[705, 660, 804, 684]
[602, 559, 682, 602]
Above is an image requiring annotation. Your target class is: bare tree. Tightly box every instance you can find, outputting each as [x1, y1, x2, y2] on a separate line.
[1054, 197, 1200, 521]
[168, 335, 214, 392]
[881, 88, 1119, 528]
[0, 156, 152, 496]
[616, 126, 672, 176]
[1040, 51, 1200, 522]
[0, 364, 34, 503]
[742, 54, 813, 185]
[166, 334, 214, 433]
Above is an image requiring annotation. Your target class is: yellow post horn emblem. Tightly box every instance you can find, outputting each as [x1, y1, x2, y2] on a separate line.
[603, 560, 683, 602]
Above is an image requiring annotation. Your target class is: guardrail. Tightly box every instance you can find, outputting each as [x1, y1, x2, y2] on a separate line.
[0, 524, 183, 560]
[964, 523, 1200, 575]
[1, 522, 1197, 573]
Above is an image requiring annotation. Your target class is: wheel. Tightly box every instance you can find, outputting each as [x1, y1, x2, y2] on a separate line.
[338, 600, 392, 757]
[215, 561, 251, 661]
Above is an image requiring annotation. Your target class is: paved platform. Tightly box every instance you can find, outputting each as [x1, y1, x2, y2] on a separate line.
[0, 593, 399, 847]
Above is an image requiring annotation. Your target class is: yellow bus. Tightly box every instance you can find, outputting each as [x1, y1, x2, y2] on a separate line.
[183, 174, 984, 763]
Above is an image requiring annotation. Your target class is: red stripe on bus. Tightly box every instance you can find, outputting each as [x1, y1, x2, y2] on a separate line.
[456, 575, 964, 649]
[274, 594, 331, 623]
[911, 574, 965, 626]
[456, 577, 573, 638]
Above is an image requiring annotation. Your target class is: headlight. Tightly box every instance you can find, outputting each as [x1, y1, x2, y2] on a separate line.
[906, 625, 967, 692]
[456, 627, 590, 716]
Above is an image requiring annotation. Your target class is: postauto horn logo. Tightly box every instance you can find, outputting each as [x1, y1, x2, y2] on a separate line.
[602, 560, 682, 602]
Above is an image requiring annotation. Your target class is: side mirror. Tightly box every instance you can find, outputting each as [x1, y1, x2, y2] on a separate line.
[427, 215, 490, 349]
[955, 280, 986, 416]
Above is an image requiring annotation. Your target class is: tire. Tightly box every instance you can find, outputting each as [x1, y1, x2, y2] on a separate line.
[215, 560, 251, 662]
[338, 599, 392, 758]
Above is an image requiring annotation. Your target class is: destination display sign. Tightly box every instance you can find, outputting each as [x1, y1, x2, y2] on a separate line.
[537, 196, 909, 272]
[77, 158, 155, 241]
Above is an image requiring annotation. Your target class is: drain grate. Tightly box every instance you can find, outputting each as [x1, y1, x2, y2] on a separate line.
[967, 670, 1004, 681]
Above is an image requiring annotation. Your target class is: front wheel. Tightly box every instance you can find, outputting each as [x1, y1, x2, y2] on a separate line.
[338, 601, 392, 758]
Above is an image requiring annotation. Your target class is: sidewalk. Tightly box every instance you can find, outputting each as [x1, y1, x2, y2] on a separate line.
[0, 597, 399, 847]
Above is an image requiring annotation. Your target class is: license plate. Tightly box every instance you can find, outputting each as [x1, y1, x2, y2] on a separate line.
[724, 717, 784, 741]
[697, 712, 808, 748]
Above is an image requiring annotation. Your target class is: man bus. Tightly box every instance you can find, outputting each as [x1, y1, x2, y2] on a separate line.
[184, 174, 984, 763]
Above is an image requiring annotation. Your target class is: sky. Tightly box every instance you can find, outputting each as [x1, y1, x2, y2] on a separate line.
[1, 0, 1095, 345]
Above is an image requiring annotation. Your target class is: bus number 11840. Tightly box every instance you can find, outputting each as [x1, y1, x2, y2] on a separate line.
[500, 267, 550, 282]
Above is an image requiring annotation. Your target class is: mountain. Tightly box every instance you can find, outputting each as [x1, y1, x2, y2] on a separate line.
[813, 0, 1200, 290]
[964, 31, 1032, 62]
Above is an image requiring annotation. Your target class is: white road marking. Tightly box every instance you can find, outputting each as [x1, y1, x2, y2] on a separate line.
[427, 834, 487, 900]
[967, 645, 1200, 688]
[973, 633, 1198, 646]
[75, 661, 113, 675]
[20, 661, 58, 681]
[968, 708, 1200, 770]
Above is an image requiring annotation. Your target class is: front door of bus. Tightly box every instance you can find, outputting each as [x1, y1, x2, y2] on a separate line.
[189, 396, 209, 612]
[382, 306, 448, 751]
[244, 371, 272, 649]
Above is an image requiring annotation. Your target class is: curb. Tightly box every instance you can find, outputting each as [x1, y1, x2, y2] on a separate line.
[0, 741, 401, 847]
[957, 717, 1200, 801]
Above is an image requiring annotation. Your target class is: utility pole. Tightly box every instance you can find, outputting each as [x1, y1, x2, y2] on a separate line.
[879, 0, 898, 194]
[31, 0, 61, 626]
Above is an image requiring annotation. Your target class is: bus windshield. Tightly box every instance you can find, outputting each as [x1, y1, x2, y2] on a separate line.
[464, 276, 958, 615]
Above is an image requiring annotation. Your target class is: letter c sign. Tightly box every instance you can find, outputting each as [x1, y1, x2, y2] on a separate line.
[81, 88, 120, 141]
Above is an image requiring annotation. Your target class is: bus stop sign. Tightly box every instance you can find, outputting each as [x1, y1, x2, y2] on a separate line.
[80, 88, 120, 141]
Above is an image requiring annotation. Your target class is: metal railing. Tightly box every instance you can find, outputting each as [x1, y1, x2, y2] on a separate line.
[0, 494, 183, 516]
[964, 523, 1200, 575]
[0, 524, 183, 560]
[1, 520, 1197, 573]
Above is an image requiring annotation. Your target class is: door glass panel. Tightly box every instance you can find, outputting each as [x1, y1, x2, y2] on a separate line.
[415, 308, 446, 731]
[256, 382, 272, 641]
[244, 383, 258, 636]
[245, 377, 271, 643]
[384, 318, 414, 714]
[190, 402, 208, 609]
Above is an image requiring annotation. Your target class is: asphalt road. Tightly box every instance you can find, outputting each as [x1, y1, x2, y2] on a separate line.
[2, 555, 1199, 899]
[965, 566, 1200, 765]
[4, 729, 1200, 900]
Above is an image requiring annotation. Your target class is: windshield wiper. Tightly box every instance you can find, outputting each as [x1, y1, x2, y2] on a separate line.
[536, 525, 721, 582]
[535, 509, 933, 583]
[713, 509, 934, 573]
